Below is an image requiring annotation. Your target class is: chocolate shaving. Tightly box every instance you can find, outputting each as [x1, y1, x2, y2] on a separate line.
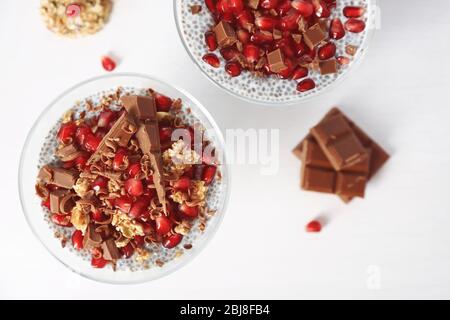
[101, 239, 121, 261]
[56, 144, 83, 162]
[59, 193, 76, 215]
[38, 165, 78, 189]
[83, 224, 102, 249]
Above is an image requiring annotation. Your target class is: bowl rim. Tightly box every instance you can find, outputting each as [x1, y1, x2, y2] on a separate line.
[18, 72, 231, 284]
[173, 0, 377, 107]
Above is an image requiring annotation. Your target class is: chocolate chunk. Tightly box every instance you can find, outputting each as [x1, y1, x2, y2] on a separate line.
[49, 190, 67, 214]
[267, 49, 286, 73]
[136, 124, 161, 153]
[301, 165, 336, 193]
[311, 114, 368, 171]
[214, 21, 237, 48]
[83, 224, 102, 249]
[59, 193, 76, 215]
[247, 0, 260, 10]
[303, 23, 327, 50]
[38, 165, 78, 189]
[101, 239, 121, 261]
[121, 95, 157, 122]
[87, 113, 137, 165]
[319, 59, 338, 75]
[336, 172, 367, 198]
[56, 144, 81, 161]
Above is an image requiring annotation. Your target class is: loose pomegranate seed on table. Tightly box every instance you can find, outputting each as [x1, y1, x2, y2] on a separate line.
[306, 220, 322, 233]
[101, 55, 116, 72]
[199, 0, 367, 94]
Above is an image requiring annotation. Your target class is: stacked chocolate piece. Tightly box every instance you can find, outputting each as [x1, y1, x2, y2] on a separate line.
[293, 108, 389, 202]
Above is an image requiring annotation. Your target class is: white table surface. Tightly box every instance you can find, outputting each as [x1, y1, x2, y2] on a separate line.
[1, 0, 450, 299]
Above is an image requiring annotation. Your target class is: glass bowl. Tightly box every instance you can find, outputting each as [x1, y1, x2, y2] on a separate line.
[174, 0, 377, 105]
[19, 73, 230, 284]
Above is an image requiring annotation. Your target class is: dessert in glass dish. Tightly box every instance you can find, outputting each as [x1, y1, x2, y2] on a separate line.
[20, 74, 229, 283]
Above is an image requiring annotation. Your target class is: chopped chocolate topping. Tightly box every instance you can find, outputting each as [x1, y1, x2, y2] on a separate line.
[49, 190, 67, 214]
[247, 0, 260, 10]
[59, 193, 76, 215]
[56, 144, 81, 162]
[303, 23, 327, 50]
[38, 165, 78, 189]
[267, 49, 286, 74]
[136, 124, 161, 154]
[319, 59, 338, 75]
[101, 239, 121, 261]
[83, 224, 102, 249]
[121, 95, 157, 122]
[214, 21, 237, 48]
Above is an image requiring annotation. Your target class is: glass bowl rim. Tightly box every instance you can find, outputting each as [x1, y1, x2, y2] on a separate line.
[18, 72, 231, 284]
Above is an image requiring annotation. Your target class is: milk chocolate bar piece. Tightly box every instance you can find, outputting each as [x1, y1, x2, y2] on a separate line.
[87, 113, 137, 165]
[121, 95, 157, 122]
[301, 165, 335, 193]
[56, 144, 81, 162]
[136, 124, 161, 153]
[49, 190, 66, 214]
[37, 165, 78, 189]
[214, 20, 237, 48]
[83, 224, 102, 249]
[319, 59, 338, 75]
[303, 23, 327, 50]
[336, 172, 367, 198]
[311, 114, 368, 171]
[101, 239, 121, 261]
[267, 49, 287, 73]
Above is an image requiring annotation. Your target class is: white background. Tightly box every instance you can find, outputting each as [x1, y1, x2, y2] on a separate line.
[1, 0, 450, 299]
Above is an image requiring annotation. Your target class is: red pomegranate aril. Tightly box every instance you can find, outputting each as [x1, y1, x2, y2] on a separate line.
[277, 38, 296, 58]
[329, 18, 345, 40]
[318, 42, 336, 60]
[91, 209, 106, 222]
[220, 47, 239, 61]
[159, 126, 173, 142]
[277, 0, 292, 15]
[291, 0, 314, 17]
[179, 204, 199, 218]
[134, 235, 145, 248]
[128, 163, 142, 178]
[237, 9, 254, 29]
[243, 44, 261, 63]
[225, 61, 242, 77]
[297, 78, 316, 92]
[57, 122, 77, 143]
[84, 134, 102, 153]
[62, 160, 75, 169]
[205, 31, 218, 51]
[101, 56, 116, 72]
[115, 195, 133, 213]
[71, 230, 84, 250]
[291, 66, 309, 80]
[163, 233, 183, 249]
[205, 0, 217, 13]
[121, 243, 135, 259]
[202, 53, 220, 68]
[306, 220, 322, 232]
[74, 153, 89, 169]
[112, 147, 128, 171]
[129, 198, 149, 219]
[98, 109, 117, 128]
[42, 197, 51, 210]
[91, 257, 108, 268]
[125, 178, 144, 197]
[228, 0, 244, 13]
[313, 0, 331, 18]
[75, 125, 92, 145]
[92, 176, 108, 190]
[156, 215, 172, 235]
[280, 11, 301, 31]
[337, 56, 350, 65]
[255, 16, 278, 31]
[51, 214, 72, 227]
[261, 0, 279, 10]
[237, 28, 251, 44]
[345, 18, 366, 33]
[343, 6, 364, 18]
[173, 176, 191, 191]
[251, 31, 274, 45]
[202, 165, 217, 185]
[155, 93, 172, 112]
[216, 0, 231, 14]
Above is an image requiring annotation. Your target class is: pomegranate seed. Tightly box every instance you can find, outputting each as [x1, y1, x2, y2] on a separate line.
[155, 93, 172, 112]
[128, 163, 142, 178]
[129, 198, 149, 219]
[291, 0, 314, 17]
[156, 215, 172, 235]
[228, 0, 244, 13]
[202, 53, 221, 68]
[62, 160, 75, 169]
[202, 165, 217, 185]
[205, 0, 217, 13]
[291, 66, 309, 80]
[66, 3, 81, 17]
[343, 6, 364, 18]
[159, 126, 173, 142]
[236, 9, 254, 29]
[134, 235, 145, 248]
[91, 257, 108, 268]
[92, 176, 108, 190]
[277, 58, 295, 79]
[51, 214, 72, 227]
[84, 134, 102, 152]
[318, 42, 336, 60]
[173, 176, 191, 191]
[216, 0, 231, 14]
[225, 61, 242, 77]
[112, 147, 128, 171]
[71, 230, 84, 250]
[121, 243, 135, 259]
[313, 0, 331, 18]
[255, 16, 278, 31]
[97, 109, 117, 128]
[280, 11, 301, 31]
[101, 56, 116, 72]
[277, 38, 296, 58]
[345, 18, 366, 33]
[179, 204, 199, 218]
[297, 78, 316, 92]
[91, 209, 106, 222]
[277, 0, 293, 16]
[261, 0, 279, 10]
[42, 198, 50, 210]
[75, 125, 92, 145]
[236, 28, 251, 44]
[251, 31, 274, 45]
[205, 31, 218, 51]
[337, 56, 350, 65]
[163, 233, 183, 249]
[220, 47, 240, 61]
[125, 178, 144, 197]
[329, 18, 345, 40]
[57, 122, 77, 144]
[243, 43, 261, 63]
[306, 220, 322, 232]
[115, 195, 133, 213]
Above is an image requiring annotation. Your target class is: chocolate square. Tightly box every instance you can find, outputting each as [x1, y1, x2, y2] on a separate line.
[136, 124, 161, 154]
[336, 172, 367, 198]
[301, 166, 336, 193]
[303, 23, 327, 50]
[214, 21, 237, 48]
[319, 59, 338, 75]
[303, 139, 333, 170]
[121, 95, 157, 122]
[267, 49, 286, 73]
[49, 190, 66, 214]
